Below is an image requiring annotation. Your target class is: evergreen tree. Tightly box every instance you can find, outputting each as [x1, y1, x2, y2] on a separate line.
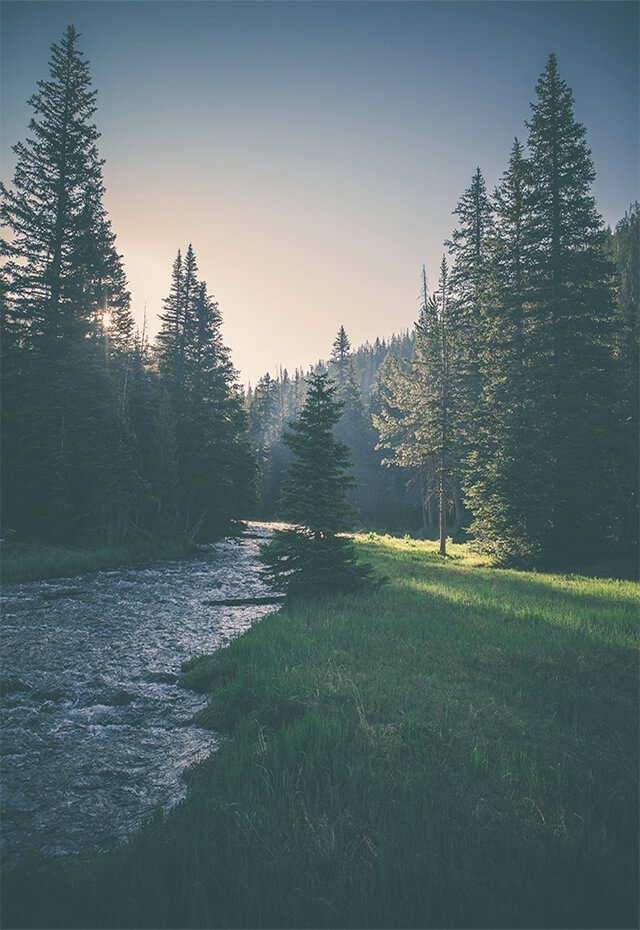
[154, 245, 255, 539]
[374, 261, 461, 553]
[1, 25, 136, 541]
[524, 53, 617, 562]
[446, 167, 491, 315]
[331, 325, 352, 385]
[446, 167, 491, 439]
[465, 139, 549, 564]
[259, 371, 373, 595]
[606, 204, 639, 549]
[466, 56, 618, 566]
[329, 325, 380, 524]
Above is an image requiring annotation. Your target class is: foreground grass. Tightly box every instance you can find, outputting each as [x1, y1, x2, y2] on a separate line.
[0, 538, 194, 584]
[2, 535, 638, 928]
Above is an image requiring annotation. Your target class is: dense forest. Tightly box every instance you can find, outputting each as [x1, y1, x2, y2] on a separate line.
[1, 28, 638, 569]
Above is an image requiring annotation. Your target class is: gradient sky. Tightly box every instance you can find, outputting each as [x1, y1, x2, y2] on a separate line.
[2, 1, 638, 386]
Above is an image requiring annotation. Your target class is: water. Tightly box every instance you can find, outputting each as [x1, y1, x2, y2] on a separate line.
[0, 524, 276, 872]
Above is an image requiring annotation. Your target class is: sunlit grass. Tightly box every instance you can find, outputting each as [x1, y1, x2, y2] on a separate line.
[2, 533, 638, 929]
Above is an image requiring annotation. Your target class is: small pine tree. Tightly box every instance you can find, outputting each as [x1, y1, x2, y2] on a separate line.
[259, 371, 373, 595]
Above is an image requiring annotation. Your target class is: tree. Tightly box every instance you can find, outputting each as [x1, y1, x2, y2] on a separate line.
[328, 325, 380, 525]
[524, 53, 617, 563]
[446, 167, 491, 427]
[154, 245, 255, 540]
[259, 371, 373, 595]
[605, 204, 639, 550]
[464, 139, 551, 565]
[464, 56, 619, 566]
[374, 261, 461, 554]
[330, 325, 352, 386]
[0, 25, 136, 541]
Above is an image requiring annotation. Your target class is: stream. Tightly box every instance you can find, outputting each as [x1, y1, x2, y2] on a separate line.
[0, 524, 276, 872]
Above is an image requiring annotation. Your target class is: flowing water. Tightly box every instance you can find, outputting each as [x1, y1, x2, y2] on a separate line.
[0, 524, 276, 872]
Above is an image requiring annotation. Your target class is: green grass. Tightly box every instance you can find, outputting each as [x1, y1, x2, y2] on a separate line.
[0, 538, 193, 583]
[2, 534, 638, 928]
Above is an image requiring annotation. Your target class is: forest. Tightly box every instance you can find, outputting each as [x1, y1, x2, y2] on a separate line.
[1, 26, 638, 572]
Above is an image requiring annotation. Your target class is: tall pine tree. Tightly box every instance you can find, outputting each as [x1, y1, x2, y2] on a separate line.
[155, 245, 254, 540]
[465, 56, 618, 566]
[525, 53, 616, 563]
[374, 261, 462, 553]
[1, 25, 136, 541]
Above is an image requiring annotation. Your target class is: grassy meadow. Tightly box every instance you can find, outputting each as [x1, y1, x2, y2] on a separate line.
[2, 534, 638, 929]
[0, 538, 195, 584]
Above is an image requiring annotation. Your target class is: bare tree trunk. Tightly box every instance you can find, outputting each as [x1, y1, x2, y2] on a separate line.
[439, 467, 446, 555]
[439, 258, 449, 557]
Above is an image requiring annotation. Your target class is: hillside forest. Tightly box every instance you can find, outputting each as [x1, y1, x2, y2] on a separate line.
[1, 27, 638, 570]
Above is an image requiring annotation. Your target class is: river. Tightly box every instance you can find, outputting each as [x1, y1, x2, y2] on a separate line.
[0, 524, 276, 872]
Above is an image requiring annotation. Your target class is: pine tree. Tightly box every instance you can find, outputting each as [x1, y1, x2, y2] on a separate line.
[328, 325, 380, 524]
[446, 167, 491, 315]
[446, 168, 491, 429]
[466, 56, 618, 566]
[465, 139, 549, 565]
[0, 25, 135, 541]
[330, 325, 352, 386]
[374, 261, 461, 553]
[154, 245, 255, 540]
[259, 371, 373, 595]
[606, 204, 639, 549]
[0, 26, 132, 346]
[524, 53, 617, 562]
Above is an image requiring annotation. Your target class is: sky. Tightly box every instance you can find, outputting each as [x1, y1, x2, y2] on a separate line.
[1, 1, 638, 386]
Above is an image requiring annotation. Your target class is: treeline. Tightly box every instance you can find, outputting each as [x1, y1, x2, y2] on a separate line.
[249, 55, 638, 568]
[1, 27, 254, 545]
[246, 329, 418, 528]
[2, 32, 637, 569]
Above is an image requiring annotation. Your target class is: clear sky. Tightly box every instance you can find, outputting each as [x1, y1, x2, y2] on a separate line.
[2, 1, 638, 386]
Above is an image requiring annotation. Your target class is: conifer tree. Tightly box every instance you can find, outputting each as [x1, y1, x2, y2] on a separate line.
[606, 204, 639, 549]
[374, 261, 461, 553]
[329, 325, 379, 523]
[1, 25, 135, 541]
[465, 139, 549, 564]
[466, 56, 618, 565]
[524, 53, 616, 562]
[259, 371, 372, 594]
[446, 167, 491, 315]
[331, 325, 352, 384]
[154, 245, 255, 539]
[446, 167, 491, 436]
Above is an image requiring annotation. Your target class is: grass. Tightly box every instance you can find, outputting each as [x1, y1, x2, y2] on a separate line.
[0, 537, 193, 584]
[2, 534, 638, 928]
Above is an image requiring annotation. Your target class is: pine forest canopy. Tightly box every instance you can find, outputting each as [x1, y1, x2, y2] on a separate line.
[1, 26, 254, 545]
[1, 27, 637, 571]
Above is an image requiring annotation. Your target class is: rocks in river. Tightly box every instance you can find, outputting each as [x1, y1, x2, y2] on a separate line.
[144, 671, 179, 685]
[0, 676, 31, 696]
[41, 588, 82, 601]
[33, 688, 67, 703]
[108, 690, 134, 706]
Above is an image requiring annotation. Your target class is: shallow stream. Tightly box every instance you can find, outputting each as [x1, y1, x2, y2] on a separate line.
[0, 524, 275, 872]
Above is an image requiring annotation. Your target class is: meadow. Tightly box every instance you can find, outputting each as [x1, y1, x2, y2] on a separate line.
[0, 538, 194, 584]
[2, 534, 638, 928]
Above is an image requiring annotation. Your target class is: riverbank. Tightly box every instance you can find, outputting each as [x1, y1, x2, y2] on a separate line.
[1, 537, 195, 584]
[2, 534, 638, 928]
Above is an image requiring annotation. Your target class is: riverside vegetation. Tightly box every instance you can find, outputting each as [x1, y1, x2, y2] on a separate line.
[0, 538, 194, 584]
[2, 534, 637, 929]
